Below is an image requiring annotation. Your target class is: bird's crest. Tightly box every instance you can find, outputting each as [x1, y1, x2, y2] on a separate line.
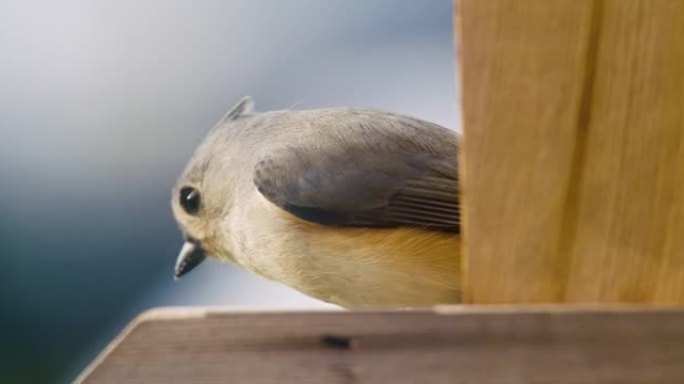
[216, 96, 254, 126]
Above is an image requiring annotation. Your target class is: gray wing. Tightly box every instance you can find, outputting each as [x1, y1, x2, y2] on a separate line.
[253, 117, 460, 233]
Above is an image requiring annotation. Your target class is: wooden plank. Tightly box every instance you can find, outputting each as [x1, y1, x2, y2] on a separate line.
[78, 307, 684, 383]
[458, 0, 684, 303]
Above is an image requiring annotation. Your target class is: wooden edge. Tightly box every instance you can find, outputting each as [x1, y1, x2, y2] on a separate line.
[76, 306, 333, 380]
[74, 307, 212, 382]
[75, 311, 146, 383]
[135, 304, 684, 319]
[130, 304, 684, 318]
[77, 304, 684, 383]
[434, 303, 684, 314]
[74, 306, 342, 383]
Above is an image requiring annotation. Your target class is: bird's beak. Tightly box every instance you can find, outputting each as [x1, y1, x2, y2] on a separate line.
[174, 241, 206, 280]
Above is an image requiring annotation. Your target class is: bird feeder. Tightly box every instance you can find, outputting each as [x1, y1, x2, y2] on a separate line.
[78, 1, 684, 382]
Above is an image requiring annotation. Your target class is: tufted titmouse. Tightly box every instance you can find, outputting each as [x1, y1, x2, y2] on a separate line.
[171, 97, 460, 308]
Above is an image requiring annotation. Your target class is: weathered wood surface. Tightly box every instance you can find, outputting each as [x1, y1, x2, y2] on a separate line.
[458, 0, 684, 303]
[78, 307, 684, 383]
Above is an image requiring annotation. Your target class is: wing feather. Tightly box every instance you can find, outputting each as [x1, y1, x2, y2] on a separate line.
[253, 113, 460, 233]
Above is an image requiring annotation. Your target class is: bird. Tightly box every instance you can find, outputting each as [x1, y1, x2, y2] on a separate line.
[171, 97, 460, 308]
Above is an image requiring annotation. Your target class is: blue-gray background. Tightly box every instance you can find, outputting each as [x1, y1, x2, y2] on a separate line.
[0, 1, 458, 382]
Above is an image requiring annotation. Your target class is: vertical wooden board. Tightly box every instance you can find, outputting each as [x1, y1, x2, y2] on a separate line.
[565, 0, 684, 303]
[459, 0, 684, 304]
[457, 0, 597, 303]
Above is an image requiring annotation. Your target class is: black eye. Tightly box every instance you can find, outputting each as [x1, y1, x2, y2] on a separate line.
[179, 186, 201, 215]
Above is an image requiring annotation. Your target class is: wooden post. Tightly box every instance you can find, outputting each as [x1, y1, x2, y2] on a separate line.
[459, 0, 684, 304]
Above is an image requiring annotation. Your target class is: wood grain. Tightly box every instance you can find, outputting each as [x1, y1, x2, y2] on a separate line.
[78, 307, 684, 383]
[458, 0, 597, 303]
[458, 0, 684, 303]
[564, 0, 684, 303]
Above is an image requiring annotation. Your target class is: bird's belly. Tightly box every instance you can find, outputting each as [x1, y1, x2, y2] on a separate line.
[248, 226, 460, 307]
[231, 195, 461, 308]
[293, 226, 461, 307]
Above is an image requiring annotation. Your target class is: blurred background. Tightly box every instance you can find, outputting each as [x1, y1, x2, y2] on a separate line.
[0, 1, 458, 382]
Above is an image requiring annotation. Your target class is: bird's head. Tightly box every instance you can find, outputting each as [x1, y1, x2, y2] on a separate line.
[171, 96, 254, 279]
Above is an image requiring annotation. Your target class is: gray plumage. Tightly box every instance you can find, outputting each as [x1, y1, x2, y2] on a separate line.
[253, 115, 459, 231]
